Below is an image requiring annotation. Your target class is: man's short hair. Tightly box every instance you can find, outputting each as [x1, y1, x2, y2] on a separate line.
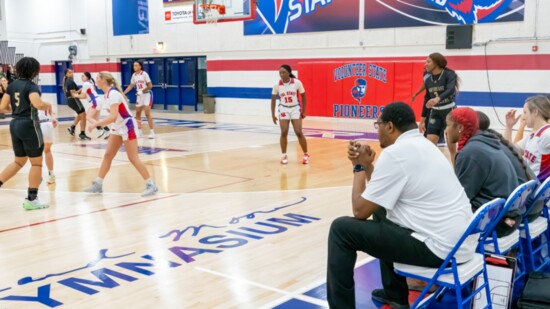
[380, 102, 418, 132]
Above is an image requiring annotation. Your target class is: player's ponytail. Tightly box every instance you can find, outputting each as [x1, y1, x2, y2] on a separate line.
[84, 72, 95, 85]
[280, 64, 296, 79]
[98, 71, 128, 104]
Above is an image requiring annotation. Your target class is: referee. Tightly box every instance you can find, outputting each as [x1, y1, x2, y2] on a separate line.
[419, 53, 459, 145]
[63, 69, 90, 140]
[0, 57, 53, 209]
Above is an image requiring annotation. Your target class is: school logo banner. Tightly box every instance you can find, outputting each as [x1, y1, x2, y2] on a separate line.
[112, 0, 150, 36]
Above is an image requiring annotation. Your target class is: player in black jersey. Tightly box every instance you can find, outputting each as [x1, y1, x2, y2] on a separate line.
[0, 57, 53, 210]
[64, 69, 91, 140]
[419, 53, 459, 146]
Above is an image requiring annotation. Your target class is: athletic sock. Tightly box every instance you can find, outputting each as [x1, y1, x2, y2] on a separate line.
[96, 126, 101, 130]
[94, 177, 104, 184]
[145, 178, 154, 185]
[80, 131, 85, 135]
[104, 127, 109, 131]
[28, 188, 38, 201]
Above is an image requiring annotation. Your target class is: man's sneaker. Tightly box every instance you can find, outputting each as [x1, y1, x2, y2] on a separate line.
[84, 181, 103, 194]
[68, 126, 75, 136]
[141, 181, 158, 197]
[47, 174, 56, 184]
[371, 289, 410, 309]
[79, 133, 92, 140]
[280, 154, 288, 165]
[148, 131, 155, 139]
[23, 198, 49, 210]
[302, 154, 310, 165]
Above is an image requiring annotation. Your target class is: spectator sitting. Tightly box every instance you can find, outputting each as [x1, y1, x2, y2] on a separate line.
[446, 107, 520, 237]
[327, 102, 475, 309]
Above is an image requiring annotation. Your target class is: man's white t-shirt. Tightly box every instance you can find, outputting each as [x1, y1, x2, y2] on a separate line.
[362, 130, 475, 263]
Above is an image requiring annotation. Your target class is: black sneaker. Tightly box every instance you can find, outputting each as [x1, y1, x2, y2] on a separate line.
[79, 133, 91, 140]
[68, 126, 75, 136]
[371, 289, 410, 309]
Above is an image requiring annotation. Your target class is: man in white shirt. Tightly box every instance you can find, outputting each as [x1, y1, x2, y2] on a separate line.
[326, 102, 475, 309]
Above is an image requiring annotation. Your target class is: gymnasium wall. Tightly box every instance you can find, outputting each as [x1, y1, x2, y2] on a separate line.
[4, 0, 550, 128]
[0, 0, 6, 40]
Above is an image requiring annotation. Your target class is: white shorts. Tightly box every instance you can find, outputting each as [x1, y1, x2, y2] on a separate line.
[40, 122, 54, 144]
[111, 118, 138, 141]
[278, 104, 302, 120]
[136, 92, 153, 108]
[88, 96, 105, 111]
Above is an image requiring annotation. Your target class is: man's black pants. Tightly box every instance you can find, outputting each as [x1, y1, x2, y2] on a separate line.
[327, 209, 445, 308]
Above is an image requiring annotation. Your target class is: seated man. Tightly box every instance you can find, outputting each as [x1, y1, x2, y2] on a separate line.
[446, 107, 521, 237]
[327, 102, 475, 309]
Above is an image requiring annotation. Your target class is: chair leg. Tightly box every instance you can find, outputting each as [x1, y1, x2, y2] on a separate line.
[482, 268, 492, 309]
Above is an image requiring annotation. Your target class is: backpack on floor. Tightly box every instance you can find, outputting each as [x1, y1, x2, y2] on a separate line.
[517, 272, 550, 308]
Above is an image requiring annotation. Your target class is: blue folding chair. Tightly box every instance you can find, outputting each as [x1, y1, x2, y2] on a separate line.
[520, 178, 550, 272]
[394, 198, 505, 309]
[480, 180, 538, 281]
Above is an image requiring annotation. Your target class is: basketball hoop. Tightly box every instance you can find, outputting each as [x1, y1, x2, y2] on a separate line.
[200, 4, 226, 24]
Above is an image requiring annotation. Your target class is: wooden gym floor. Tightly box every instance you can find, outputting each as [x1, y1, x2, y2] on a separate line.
[0, 107, 438, 308]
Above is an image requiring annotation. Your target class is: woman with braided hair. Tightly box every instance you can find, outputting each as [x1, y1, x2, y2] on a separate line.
[446, 107, 520, 237]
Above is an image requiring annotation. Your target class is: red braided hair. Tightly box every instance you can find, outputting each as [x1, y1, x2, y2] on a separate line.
[450, 107, 479, 151]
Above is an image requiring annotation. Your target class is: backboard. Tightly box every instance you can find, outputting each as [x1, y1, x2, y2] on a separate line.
[193, 0, 256, 24]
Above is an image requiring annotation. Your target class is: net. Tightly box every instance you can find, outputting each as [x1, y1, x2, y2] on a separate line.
[200, 4, 226, 24]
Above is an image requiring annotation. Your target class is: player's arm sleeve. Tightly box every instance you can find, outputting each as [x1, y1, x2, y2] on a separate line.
[29, 84, 41, 95]
[361, 151, 407, 210]
[438, 71, 457, 101]
[144, 72, 151, 83]
[272, 84, 279, 96]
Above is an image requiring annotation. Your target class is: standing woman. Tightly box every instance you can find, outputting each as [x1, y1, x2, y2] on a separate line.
[64, 69, 91, 140]
[84, 72, 158, 196]
[271, 65, 309, 165]
[420, 52, 459, 145]
[505, 95, 550, 182]
[72, 72, 110, 138]
[123, 61, 155, 139]
[39, 105, 58, 184]
[0, 57, 53, 209]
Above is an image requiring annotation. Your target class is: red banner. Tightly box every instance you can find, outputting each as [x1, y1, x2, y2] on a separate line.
[299, 61, 425, 120]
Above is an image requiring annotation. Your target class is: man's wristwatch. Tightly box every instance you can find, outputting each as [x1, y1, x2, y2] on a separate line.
[353, 164, 366, 173]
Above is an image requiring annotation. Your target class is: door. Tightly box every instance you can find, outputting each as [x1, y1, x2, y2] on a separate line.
[165, 58, 181, 110]
[180, 57, 197, 111]
[147, 58, 166, 108]
[54, 61, 72, 105]
[121, 59, 136, 101]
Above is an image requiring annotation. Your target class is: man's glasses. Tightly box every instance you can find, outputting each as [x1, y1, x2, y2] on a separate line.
[373, 121, 387, 130]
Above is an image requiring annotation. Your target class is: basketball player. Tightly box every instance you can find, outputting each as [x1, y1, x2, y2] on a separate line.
[84, 72, 158, 196]
[123, 61, 155, 139]
[64, 69, 91, 140]
[505, 95, 550, 182]
[271, 65, 309, 164]
[0, 57, 53, 209]
[72, 72, 110, 139]
[420, 53, 459, 145]
[39, 106, 58, 184]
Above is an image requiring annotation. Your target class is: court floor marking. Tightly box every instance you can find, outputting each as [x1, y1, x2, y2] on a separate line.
[0, 194, 180, 234]
[195, 266, 330, 307]
[260, 256, 376, 308]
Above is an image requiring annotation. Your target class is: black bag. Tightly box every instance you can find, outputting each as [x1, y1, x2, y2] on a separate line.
[517, 272, 550, 308]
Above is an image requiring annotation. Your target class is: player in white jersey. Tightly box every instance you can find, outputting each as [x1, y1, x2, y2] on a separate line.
[72, 72, 110, 139]
[271, 65, 309, 165]
[506, 95, 550, 182]
[84, 72, 158, 197]
[123, 61, 155, 139]
[39, 109, 58, 184]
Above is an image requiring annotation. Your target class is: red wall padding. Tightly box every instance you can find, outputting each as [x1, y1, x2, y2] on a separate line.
[298, 61, 425, 120]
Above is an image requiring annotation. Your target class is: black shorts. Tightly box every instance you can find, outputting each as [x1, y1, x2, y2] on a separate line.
[10, 118, 44, 158]
[426, 107, 454, 139]
[67, 98, 86, 114]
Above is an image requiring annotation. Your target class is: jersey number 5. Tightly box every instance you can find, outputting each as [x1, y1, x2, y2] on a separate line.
[14, 93, 20, 107]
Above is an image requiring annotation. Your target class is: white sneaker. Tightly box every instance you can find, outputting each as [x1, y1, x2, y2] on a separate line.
[137, 130, 143, 138]
[23, 198, 49, 210]
[142, 181, 158, 197]
[103, 130, 110, 139]
[84, 181, 103, 194]
[97, 129, 107, 139]
[47, 174, 56, 184]
[302, 154, 310, 165]
[280, 154, 288, 165]
[148, 131, 155, 139]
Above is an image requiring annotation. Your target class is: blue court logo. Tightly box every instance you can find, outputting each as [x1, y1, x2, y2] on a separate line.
[427, 0, 513, 24]
[257, 0, 334, 34]
[351, 78, 367, 103]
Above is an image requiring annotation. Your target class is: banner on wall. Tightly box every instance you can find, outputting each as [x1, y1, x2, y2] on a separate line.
[365, 0, 525, 28]
[244, 0, 359, 35]
[112, 0, 150, 36]
[298, 61, 426, 120]
[164, 5, 194, 23]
